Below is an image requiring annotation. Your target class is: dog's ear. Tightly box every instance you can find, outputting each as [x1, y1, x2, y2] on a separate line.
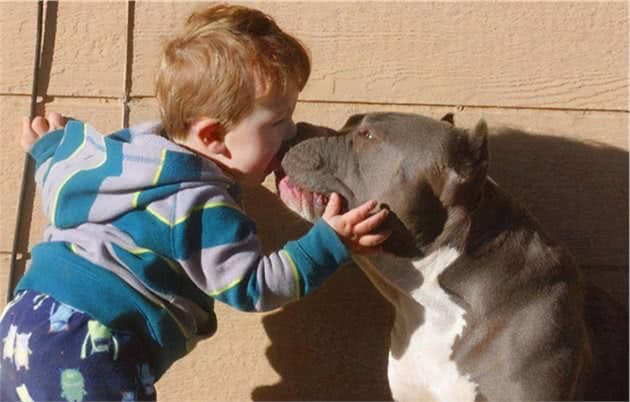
[340, 113, 366, 133]
[440, 113, 455, 126]
[451, 119, 489, 179]
[440, 119, 490, 209]
[467, 119, 489, 173]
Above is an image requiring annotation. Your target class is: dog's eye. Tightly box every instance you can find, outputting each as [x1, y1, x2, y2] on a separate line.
[358, 129, 375, 140]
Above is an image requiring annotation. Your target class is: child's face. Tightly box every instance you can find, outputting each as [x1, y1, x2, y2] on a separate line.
[221, 85, 299, 185]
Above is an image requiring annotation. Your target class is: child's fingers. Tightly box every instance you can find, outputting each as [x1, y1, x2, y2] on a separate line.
[47, 112, 66, 130]
[21, 117, 39, 150]
[322, 192, 342, 218]
[351, 208, 389, 236]
[356, 230, 391, 248]
[31, 116, 50, 136]
[341, 199, 378, 224]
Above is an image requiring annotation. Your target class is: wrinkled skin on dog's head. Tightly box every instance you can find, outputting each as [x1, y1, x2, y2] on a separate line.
[277, 112, 488, 257]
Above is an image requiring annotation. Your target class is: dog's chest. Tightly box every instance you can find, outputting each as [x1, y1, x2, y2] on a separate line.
[387, 248, 478, 402]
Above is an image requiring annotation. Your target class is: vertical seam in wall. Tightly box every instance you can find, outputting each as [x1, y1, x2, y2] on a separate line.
[122, 0, 135, 128]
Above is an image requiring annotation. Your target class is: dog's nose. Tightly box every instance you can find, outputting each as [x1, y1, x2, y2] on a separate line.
[276, 142, 291, 164]
[295, 122, 316, 143]
[296, 121, 314, 131]
[295, 122, 336, 142]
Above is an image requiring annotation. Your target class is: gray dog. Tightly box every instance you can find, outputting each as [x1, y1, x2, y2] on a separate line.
[276, 112, 626, 401]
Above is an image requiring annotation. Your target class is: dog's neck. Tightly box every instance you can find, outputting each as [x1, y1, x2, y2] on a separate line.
[359, 178, 543, 308]
[427, 178, 534, 257]
[420, 178, 552, 315]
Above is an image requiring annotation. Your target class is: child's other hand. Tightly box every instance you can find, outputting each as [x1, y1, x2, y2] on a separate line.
[21, 112, 66, 151]
[322, 193, 391, 254]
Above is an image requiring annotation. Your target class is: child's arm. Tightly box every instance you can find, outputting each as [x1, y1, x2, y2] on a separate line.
[168, 189, 389, 312]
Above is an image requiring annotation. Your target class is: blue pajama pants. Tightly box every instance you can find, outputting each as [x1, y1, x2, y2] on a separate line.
[0, 290, 157, 402]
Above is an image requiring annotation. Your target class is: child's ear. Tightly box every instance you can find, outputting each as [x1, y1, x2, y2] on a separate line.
[190, 118, 226, 155]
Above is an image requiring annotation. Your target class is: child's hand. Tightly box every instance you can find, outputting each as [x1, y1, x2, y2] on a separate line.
[21, 112, 66, 151]
[323, 193, 391, 254]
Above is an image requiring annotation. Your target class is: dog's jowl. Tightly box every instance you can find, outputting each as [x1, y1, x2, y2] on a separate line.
[277, 112, 626, 401]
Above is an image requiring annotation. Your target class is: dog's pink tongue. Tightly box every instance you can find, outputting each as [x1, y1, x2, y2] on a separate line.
[277, 175, 301, 210]
[277, 176, 328, 221]
[277, 175, 294, 197]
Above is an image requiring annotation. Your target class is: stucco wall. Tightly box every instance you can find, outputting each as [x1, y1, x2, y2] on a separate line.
[0, 1, 627, 400]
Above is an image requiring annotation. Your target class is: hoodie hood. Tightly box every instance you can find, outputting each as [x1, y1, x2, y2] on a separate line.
[32, 120, 238, 229]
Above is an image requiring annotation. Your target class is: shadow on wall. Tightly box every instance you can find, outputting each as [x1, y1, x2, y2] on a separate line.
[241, 184, 394, 401]
[242, 124, 628, 401]
[8, 2, 59, 296]
[488, 127, 628, 271]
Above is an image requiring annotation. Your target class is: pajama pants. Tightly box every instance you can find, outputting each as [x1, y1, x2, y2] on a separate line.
[0, 290, 156, 402]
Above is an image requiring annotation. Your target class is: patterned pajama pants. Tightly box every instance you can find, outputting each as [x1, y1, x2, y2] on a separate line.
[0, 290, 156, 402]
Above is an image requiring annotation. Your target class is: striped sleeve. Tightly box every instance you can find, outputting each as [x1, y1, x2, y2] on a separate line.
[168, 192, 351, 312]
[28, 128, 65, 172]
[27, 121, 92, 224]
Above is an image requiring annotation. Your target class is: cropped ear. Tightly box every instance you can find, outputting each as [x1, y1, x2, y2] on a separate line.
[468, 119, 489, 173]
[340, 113, 366, 133]
[440, 119, 490, 209]
[440, 113, 455, 126]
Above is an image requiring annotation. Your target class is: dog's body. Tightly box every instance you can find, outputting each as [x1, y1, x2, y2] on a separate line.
[276, 112, 627, 401]
[350, 178, 588, 401]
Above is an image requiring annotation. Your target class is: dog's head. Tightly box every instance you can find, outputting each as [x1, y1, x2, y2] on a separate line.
[277, 112, 489, 257]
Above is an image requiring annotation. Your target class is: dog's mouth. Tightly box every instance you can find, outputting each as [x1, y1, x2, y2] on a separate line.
[275, 169, 339, 222]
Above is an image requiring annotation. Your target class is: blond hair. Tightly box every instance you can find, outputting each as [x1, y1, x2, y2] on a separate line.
[155, 4, 311, 140]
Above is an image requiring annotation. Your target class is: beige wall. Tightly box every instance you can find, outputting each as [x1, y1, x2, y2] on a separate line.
[1, 1, 627, 400]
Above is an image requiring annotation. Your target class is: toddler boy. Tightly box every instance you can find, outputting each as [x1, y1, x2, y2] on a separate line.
[0, 4, 389, 401]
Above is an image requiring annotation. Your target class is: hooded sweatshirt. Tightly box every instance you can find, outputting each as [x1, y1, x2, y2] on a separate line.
[16, 120, 350, 377]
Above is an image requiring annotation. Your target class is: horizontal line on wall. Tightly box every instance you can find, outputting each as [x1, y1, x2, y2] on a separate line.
[0, 93, 122, 102]
[122, 96, 630, 114]
[2, 93, 628, 114]
[0, 251, 28, 257]
[299, 99, 630, 115]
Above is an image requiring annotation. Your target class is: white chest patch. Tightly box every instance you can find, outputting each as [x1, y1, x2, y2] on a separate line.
[387, 247, 478, 402]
